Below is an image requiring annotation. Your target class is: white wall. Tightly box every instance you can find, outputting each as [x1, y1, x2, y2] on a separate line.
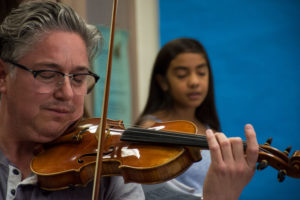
[133, 0, 159, 114]
[85, 0, 159, 119]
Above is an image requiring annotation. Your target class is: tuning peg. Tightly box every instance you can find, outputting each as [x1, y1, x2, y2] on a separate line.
[277, 169, 287, 182]
[283, 146, 292, 156]
[257, 160, 268, 170]
[264, 137, 272, 146]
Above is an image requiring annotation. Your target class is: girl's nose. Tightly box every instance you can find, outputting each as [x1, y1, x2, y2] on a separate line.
[188, 73, 200, 88]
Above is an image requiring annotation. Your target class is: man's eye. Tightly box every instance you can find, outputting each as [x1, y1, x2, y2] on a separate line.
[73, 75, 86, 85]
[38, 71, 57, 79]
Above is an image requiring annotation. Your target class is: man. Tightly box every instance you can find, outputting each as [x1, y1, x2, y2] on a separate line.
[0, 1, 144, 199]
[0, 1, 258, 200]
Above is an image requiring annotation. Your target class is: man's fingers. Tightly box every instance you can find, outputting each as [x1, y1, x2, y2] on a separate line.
[230, 137, 244, 162]
[215, 133, 234, 163]
[206, 129, 222, 165]
[245, 124, 259, 168]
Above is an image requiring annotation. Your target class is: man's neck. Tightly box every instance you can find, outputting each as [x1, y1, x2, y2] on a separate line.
[0, 128, 38, 179]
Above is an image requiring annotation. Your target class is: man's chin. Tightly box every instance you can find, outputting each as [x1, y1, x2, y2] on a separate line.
[36, 131, 63, 144]
[35, 122, 71, 142]
[34, 114, 82, 142]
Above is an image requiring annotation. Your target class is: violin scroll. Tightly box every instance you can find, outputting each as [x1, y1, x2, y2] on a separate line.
[256, 138, 300, 182]
[290, 151, 300, 176]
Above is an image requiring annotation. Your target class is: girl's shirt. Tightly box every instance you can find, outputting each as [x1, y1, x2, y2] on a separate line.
[175, 150, 210, 195]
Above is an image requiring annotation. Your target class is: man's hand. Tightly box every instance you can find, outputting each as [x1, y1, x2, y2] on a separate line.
[203, 124, 259, 200]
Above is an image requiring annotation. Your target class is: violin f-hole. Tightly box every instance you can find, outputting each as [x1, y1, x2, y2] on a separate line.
[78, 153, 98, 164]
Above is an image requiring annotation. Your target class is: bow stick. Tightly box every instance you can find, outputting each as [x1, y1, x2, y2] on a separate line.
[92, 0, 118, 199]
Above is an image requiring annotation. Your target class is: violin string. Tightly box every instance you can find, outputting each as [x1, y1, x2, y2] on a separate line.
[108, 122, 207, 142]
[123, 127, 208, 149]
[106, 122, 272, 155]
[123, 128, 272, 157]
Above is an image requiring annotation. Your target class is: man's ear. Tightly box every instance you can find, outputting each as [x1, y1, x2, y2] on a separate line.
[156, 74, 168, 91]
[0, 59, 9, 93]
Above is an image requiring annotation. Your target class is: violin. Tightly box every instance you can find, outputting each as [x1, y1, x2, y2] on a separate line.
[30, 118, 201, 190]
[30, 117, 300, 191]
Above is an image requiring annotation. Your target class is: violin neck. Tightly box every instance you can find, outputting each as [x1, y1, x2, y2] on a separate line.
[122, 127, 300, 181]
[121, 127, 211, 149]
[122, 127, 248, 150]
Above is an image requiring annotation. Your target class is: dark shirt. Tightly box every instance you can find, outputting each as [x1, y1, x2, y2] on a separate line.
[0, 149, 145, 200]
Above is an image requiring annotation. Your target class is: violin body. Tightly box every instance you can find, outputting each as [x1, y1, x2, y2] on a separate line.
[31, 118, 300, 191]
[30, 118, 202, 191]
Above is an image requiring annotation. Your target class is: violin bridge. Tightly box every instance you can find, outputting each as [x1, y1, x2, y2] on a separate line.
[72, 127, 89, 142]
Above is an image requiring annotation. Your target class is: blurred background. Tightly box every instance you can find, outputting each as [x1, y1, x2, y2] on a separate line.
[1, 0, 299, 199]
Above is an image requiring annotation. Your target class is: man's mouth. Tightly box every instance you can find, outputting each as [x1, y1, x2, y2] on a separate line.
[46, 107, 72, 113]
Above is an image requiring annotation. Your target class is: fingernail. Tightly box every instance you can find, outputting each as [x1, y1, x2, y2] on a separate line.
[245, 124, 252, 129]
[206, 129, 213, 135]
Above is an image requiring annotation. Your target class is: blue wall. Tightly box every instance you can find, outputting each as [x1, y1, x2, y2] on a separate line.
[159, 0, 300, 199]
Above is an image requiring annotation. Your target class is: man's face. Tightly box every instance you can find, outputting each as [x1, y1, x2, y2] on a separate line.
[3, 31, 90, 143]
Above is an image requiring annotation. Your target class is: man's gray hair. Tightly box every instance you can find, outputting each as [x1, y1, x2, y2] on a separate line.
[0, 0, 102, 65]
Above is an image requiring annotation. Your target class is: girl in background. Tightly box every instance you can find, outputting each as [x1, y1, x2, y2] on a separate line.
[136, 38, 220, 134]
[136, 38, 256, 199]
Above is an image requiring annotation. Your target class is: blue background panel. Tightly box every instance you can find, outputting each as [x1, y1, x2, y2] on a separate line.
[159, 0, 300, 199]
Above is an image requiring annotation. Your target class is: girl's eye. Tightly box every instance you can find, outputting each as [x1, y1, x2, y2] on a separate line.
[174, 69, 188, 79]
[176, 74, 187, 79]
[197, 72, 207, 76]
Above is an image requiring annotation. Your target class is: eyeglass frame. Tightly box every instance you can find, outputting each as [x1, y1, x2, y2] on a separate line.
[4, 59, 100, 94]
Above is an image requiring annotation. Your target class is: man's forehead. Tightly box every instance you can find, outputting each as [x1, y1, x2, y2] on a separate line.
[19, 31, 89, 70]
[31, 62, 90, 71]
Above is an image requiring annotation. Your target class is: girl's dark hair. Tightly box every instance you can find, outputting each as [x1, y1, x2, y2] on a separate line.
[136, 38, 221, 131]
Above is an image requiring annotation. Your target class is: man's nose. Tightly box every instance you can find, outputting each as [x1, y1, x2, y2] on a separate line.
[54, 76, 74, 99]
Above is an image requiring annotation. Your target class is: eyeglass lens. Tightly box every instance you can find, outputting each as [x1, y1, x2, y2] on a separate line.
[33, 71, 96, 95]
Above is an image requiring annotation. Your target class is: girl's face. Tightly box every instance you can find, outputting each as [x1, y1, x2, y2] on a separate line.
[160, 52, 209, 109]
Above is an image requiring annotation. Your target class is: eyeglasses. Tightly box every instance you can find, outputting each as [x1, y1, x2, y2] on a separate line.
[5, 60, 99, 95]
